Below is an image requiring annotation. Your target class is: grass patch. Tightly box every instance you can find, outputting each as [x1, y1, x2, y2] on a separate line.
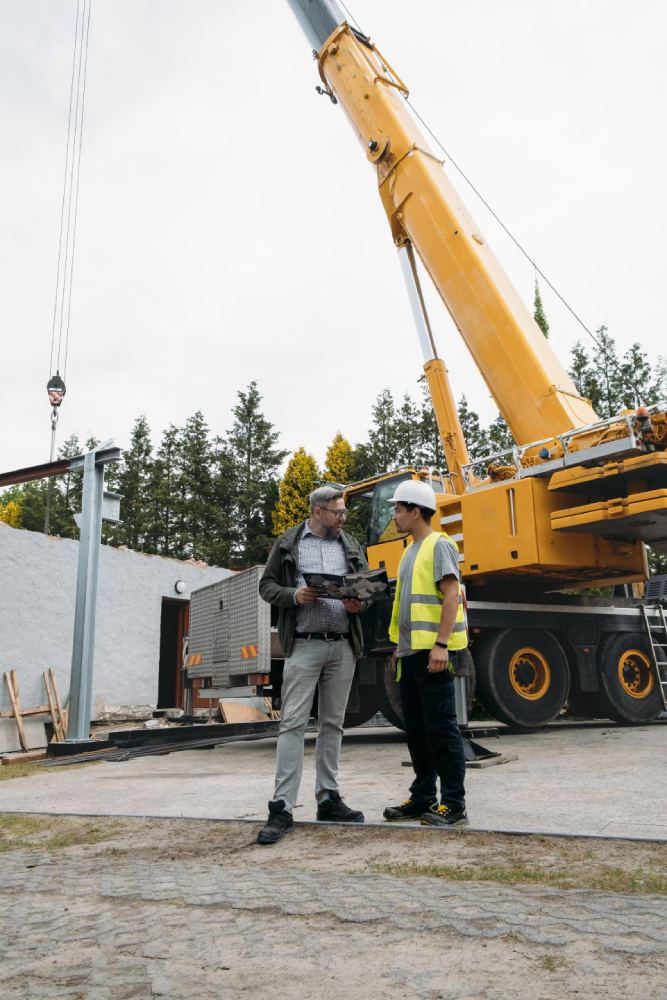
[540, 954, 567, 972]
[0, 762, 45, 781]
[0, 814, 119, 853]
[370, 861, 667, 895]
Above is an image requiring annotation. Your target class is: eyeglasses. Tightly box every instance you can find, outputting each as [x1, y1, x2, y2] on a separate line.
[320, 507, 348, 519]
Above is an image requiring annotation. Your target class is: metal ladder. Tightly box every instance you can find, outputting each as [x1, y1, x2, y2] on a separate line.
[640, 604, 667, 711]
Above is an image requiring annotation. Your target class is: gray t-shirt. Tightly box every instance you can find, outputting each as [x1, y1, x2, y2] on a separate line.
[396, 534, 460, 658]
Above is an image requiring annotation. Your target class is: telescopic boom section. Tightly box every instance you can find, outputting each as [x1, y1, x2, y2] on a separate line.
[286, 1, 599, 447]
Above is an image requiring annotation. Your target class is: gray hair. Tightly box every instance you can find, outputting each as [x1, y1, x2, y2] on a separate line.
[309, 485, 343, 513]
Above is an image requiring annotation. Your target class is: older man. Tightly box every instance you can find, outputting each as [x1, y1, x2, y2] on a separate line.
[256, 486, 368, 845]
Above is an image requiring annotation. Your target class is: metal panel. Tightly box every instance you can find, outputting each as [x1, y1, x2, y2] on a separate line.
[187, 567, 271, 688]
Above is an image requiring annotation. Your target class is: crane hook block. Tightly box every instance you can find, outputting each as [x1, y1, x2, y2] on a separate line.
[47, 372, 66, 408]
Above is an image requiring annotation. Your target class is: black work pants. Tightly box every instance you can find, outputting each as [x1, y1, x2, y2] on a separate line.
[398, 649, 466, 811]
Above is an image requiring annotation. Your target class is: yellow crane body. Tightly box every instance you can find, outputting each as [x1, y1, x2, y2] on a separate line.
[309, 20, 666, 589]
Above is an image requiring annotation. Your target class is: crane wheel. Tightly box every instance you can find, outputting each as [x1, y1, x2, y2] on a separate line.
[475, 629, 570, 728]
[376, 656, 405, 730]
[375, 650, 477, 731]
[597, 632, 662, 725]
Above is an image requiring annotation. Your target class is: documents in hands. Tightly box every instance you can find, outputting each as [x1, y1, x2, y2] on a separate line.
[303, 568, 389, 602]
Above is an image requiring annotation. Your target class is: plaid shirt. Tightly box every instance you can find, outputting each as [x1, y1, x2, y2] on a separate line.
[295, 521, 349, 633]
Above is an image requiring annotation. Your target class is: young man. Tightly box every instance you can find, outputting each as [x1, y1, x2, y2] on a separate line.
[256, 486, 368, 845]
[383, 479, 469, 828]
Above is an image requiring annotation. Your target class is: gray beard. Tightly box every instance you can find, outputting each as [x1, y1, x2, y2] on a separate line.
[324, 525, 340, 540]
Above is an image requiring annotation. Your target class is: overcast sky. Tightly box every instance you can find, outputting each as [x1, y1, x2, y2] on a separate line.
[1, 0, 665, 476]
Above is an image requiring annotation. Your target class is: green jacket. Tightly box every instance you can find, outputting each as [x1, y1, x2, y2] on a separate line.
[259, 521, 368, 658]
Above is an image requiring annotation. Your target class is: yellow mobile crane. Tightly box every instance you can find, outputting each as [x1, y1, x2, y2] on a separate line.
[285, 0, 667, 728]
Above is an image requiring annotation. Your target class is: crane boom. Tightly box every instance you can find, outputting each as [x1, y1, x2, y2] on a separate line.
[286, 0, 598, 447]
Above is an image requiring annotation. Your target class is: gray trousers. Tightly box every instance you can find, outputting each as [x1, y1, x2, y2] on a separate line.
[273, 638, 356, 812]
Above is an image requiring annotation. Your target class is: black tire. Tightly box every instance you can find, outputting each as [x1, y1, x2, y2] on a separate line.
[597, 632, 662, 725]
[375, 657, 405, 730]
[343, 678, 379, 728]
[475, 629, 570, 728]
[374, 650, 477, 730]
[457, 648, 477, 712]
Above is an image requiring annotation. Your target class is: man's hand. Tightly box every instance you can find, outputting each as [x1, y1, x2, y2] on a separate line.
[428, 644, 449, 673]
[390, 650, 398, 673]
[342, 598, 363, 614]
[295, 586, 321, 606]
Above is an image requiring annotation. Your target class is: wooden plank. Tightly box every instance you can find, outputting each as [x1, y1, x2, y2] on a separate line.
[4, 671, 28, 753]
[219, 701, 270, 724]
[1, 750, 47, 765]
[51, 669, 69, 737]
[44, 669, 67, 742]
[43, 671, 60, 740]
[0, 705, 50, 719]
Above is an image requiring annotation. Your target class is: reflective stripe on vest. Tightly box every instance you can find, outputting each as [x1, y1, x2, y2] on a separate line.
[389, 531, 468, 652]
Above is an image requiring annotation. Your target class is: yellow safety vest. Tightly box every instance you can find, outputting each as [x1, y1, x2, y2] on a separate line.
[389, 531, 468, 653]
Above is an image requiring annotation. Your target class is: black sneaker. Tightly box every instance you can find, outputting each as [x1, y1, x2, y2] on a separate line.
[420, 804, 469, 828]
[316, 790, 364, 823]
[383, 798, 438, 822]
[256, 799, 294, 845]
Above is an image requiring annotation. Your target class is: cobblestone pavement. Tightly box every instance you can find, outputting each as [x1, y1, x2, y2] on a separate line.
[1, 849, 666, 999]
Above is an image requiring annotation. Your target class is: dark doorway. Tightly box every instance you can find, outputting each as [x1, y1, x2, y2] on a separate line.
[157, 599, 189, 709]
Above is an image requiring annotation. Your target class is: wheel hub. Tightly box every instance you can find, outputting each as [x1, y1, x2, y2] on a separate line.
[509, 648, 551, 700]
[618, 649, 654, 699]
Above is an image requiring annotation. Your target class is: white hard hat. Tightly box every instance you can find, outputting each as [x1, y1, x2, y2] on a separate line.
[388, 479, 437, 510]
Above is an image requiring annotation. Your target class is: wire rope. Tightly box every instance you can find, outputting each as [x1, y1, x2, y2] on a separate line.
[49, 0, 92, 382]
[49, 0, 83, 378]
[339, 3, 641, 403]
[63, 0, 92, 381]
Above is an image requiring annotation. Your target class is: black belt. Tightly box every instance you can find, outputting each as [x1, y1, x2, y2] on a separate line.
[296, 632, 349, 642]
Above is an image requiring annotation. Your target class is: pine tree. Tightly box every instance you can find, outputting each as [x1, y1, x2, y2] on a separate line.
[487, 413, 515, 453]
[394, 393, 422, 467]
[171, 412, 216, 561]
[202, 439, 237, 567]
[106, 417, 153, 551]
[272, 448, 320, 535]
[366, 388, 399, 473]
[418, 382, 445, 469]
[457, 396, 489, 459]
[145, 424, 180, 556]
[566, 327, 661, 419]
[226, 382, 287, 565]
[324, 432, 354, 485]
[533, 279, 549, 338]
[50, 433, 85, 538]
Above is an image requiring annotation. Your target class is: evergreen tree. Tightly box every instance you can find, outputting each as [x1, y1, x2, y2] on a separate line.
[568, 327, 665, 419]
[272, 448, 320, 535]
[457, 396, 489, 458]
[106, 417, 153, 551]
[226, 382, 287, 564]
[145, 424, 180, 556]
[394, 393, 422, 467]
[418, 382, 446, 469]
[171, 412, 216, 561]
[487, 413, 515, 453]
[324, 432, 354, 485]
[50, 434, 87, 538]
[533, 279, 549, 337]
[366, 388, 399, 473]
[202, 439, 237, 567]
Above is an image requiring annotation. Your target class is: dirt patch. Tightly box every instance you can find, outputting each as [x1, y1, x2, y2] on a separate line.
[1, 813, 665, 894]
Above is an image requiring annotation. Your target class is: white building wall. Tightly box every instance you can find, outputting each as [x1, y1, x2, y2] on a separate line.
[0, 522, 232, 716]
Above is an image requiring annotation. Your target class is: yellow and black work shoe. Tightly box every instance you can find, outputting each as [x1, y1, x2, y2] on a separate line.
[383, 798, 437, 822]
[420, 804, 469, 828]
